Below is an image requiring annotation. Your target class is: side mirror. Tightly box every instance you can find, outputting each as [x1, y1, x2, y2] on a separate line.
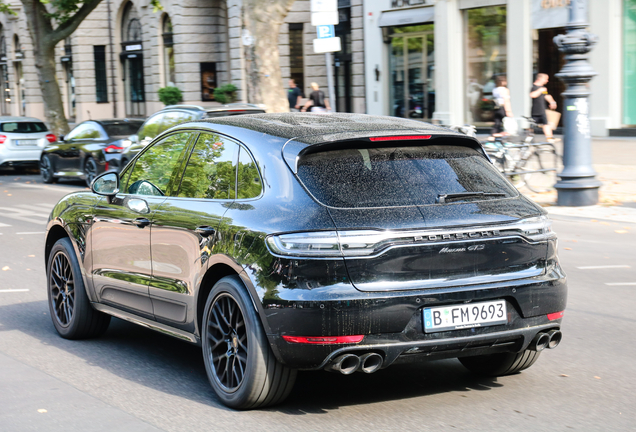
[58, 135, 65, 142]
[91, 171, 119, 197]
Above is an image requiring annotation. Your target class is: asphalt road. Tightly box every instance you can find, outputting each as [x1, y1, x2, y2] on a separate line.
[0, 168, 634, 431]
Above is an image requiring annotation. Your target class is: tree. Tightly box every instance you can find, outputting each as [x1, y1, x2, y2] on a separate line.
[0, 0, 106, 135]
[241, 0, 295, 113]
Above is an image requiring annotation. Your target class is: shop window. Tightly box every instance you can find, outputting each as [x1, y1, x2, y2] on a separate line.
[94, 46, 108, 103]
[465, 6, 507, 126]
[625, 0, 636, 125]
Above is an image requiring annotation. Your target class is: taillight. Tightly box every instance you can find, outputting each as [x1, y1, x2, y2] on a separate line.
[0, 135, 6, 144]
[547, 311, 564, 321]
[104, 145, 124, 153]
[46, 134, 56, 143]
[282, 335, 364, 344]
[104, 162, 110, 172]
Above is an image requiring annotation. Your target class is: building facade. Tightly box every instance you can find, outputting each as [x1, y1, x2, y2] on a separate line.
[364, 0, 632, 136]
[0, 0, 365, 124]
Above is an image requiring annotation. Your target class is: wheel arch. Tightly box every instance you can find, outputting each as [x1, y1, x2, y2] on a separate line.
[45, 223, 70, 270]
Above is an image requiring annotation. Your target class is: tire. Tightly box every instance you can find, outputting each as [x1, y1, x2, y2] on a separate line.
[84, 157, 98, 187]
[459, 349, 541, 376]
[523, 148, 559, 193]
[202, 276, 296, 409]
[40, 155, 56, 184]
[47, 238, 111, 339]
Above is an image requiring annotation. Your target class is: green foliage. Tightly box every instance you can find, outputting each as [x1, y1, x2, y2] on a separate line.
[158, 86, 183, 106]
[0, 3, 16, 15]
[213, 84, 237, 104]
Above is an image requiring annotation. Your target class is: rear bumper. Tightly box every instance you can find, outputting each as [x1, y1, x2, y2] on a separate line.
[258, 262, 567, 369]
[271, 317, 561, 370]
[0, 147, 43, 165]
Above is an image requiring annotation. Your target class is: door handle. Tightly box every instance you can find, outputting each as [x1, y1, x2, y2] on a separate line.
[133, 218, 151, 228]
[195, 226, 216, 237]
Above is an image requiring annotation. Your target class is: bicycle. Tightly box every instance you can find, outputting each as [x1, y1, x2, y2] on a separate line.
[481, 117, 561, 193]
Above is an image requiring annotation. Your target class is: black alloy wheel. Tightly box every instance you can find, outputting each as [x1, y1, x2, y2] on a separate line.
[47, 238, 111, 339]
[49, 250, 75, 327]
[202, 276, 296, 409]
[207, 293, 248, 391]
[40, 155, 55, 184]
[85, 157, 97, 187]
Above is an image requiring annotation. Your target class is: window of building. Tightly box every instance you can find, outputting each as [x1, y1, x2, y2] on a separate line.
[288, 23, 305, 94]
[0, 28, 10, 115]
[464, 5, 507, 126]
[94, 46, 108, 103]
[201, 62, 216, 101]
[162, 15, 175, 87]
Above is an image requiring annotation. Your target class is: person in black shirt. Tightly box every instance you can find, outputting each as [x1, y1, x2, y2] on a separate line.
[287, 79, 303, 112]
[530, 73, 558, 141]
[301, 82, 331, 113]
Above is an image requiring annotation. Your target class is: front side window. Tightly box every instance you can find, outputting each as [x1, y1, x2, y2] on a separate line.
[66, 122, 103, 140]
[125, 132, 191, 196]
[297, 144, 517, 208]
[178, 133, 238, 199]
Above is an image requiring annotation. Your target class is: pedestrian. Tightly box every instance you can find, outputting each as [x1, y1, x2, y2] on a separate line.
[491, 75, 513, 135]
[287, 79, 302, 112]
[301, 82, 331, 113]
[530, 73, 558, 142]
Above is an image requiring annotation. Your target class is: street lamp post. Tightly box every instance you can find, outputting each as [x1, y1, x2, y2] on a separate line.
[553, 0, 602, 206]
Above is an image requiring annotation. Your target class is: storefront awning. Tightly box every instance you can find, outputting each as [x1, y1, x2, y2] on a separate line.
[378, 6, 434, 28]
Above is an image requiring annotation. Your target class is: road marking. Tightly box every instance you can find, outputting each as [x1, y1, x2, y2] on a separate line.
[605, 282, 636, 286]
[0, 204, 53, 224]
[0, 222, 11, 227]
[0, 289, 30, 293]
[577, 265, 631, 270]
[16, 231, 45, 235]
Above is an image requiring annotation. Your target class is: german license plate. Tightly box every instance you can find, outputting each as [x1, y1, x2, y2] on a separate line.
[423, 300, 507, 333]
[15, 140, 38, 146]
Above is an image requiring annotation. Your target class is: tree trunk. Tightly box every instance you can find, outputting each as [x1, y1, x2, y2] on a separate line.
[242, 0, 295, 113]
[22, 0, 69, 135]
[20, 0, 104, 136]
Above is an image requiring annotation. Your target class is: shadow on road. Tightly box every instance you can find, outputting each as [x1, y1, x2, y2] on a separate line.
[0, 299, 504, 413]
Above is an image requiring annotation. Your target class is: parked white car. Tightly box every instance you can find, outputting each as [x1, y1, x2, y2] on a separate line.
[0, 117, 56, 168]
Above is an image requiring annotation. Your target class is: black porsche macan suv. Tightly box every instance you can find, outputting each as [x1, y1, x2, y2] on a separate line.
[44, 113, 566, 409]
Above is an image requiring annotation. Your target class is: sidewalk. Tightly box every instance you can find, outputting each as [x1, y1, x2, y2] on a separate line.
[521, 136, 636, 224]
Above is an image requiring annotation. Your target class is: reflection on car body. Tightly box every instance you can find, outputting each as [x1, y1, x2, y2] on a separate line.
[44, 113, 567, 410]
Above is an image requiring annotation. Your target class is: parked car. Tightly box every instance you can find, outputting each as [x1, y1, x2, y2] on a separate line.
[40, 119, 144, 186]
[0, 117, 56, 169]
[119, 103, 265, 170]
[44, 113, 566, 409]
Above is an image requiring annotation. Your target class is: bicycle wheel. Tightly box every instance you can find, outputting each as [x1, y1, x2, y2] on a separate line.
[522, 147, 559, 193]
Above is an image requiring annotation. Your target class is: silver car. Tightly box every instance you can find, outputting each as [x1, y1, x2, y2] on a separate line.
[0, 117, 56, 168]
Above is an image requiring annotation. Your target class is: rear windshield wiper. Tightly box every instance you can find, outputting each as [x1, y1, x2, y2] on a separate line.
[436, 192, 506, 204]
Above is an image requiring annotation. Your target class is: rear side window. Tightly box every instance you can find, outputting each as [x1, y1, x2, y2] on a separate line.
[296, 144, 517, 208]
[103, 122, 143, 137]
[1, 122, 48, 133]
[178, 133, 239, 200]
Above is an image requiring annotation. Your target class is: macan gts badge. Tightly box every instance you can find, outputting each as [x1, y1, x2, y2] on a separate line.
[44, 113, 567, 409]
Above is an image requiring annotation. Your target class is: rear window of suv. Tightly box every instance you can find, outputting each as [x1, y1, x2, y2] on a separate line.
[296, 144, 517, 208]
[0, 122, 48, 133]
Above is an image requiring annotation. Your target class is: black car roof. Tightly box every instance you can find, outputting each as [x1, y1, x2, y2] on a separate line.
[196, 113, 457, 145]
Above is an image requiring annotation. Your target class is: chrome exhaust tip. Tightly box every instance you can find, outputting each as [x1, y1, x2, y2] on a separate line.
[546, 329, 562, 349]
[358, 353, 383, 374]
[326, 354, 360, 375]
[530, 332, 550, 352]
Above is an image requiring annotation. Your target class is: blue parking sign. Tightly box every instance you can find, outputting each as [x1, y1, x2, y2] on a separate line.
[316, 25, 335, 39]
